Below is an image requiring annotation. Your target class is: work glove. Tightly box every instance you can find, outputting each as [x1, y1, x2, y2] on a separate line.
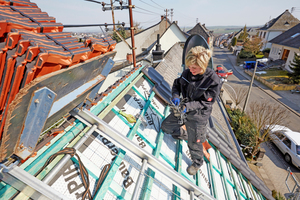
[172, 98, 180, 106]
[183, 107, 187, 113]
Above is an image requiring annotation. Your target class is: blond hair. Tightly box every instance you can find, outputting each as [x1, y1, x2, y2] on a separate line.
[185, 46, 212, 71]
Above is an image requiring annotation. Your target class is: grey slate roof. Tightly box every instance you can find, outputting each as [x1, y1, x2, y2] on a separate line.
[269, 23, 300, 49]
[143, 43, 274, 200]
[155, 43, 183, 86]
[234, 29, 243, 37]
[259, 9, 300, 31]
[187, 23, 211, 41]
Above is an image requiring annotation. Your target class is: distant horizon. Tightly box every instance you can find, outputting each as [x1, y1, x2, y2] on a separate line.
[64, 24, 263, 33]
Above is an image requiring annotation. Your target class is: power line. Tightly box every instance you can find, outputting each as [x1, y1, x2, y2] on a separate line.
[139, 16, 160, 23]
[133, 10, 158, 16]
[150, 0, 165, 9]
[138, 0, 162, 10]
[175, 10, 195, 20]
[84, 0, 118, 5]
[139, 19, 159, 24]
[135, 6, 162, 15]
[84, 0, 103, 5]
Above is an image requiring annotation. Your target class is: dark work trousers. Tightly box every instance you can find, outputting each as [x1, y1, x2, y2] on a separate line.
[161, 110, 207, 166]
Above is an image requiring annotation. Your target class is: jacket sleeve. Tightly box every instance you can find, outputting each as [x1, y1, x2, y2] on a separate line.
[171, 77, 181, 99]
[185, 80, 222, 112]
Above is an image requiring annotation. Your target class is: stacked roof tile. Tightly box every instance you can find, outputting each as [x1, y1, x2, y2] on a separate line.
[0, 0, 116, 140]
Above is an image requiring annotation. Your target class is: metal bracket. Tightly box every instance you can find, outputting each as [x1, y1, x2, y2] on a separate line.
[15, 87, 56, 160]
[0, 159, 19, 174]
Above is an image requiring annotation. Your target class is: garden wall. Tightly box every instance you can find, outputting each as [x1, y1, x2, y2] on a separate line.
[244, 70, 296, 90]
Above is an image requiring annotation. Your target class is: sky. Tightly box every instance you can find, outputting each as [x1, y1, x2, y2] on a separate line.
[33, 0, 300, 32]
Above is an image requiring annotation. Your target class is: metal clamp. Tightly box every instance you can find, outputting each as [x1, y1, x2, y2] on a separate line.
[0, 159, 20, 174]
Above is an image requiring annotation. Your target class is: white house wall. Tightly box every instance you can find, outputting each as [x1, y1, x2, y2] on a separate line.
[270, 43, 300, 72]
[114, 21, 167, 61]
[149, 24, 186, 53]
[269, 43, 283, 60]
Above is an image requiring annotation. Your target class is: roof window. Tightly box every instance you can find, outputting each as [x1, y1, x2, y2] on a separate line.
[291, 33, 300, 38]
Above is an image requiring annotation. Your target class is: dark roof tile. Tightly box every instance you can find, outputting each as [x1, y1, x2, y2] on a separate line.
[259, 9, 300, 31]
[269, 23, 300, 48]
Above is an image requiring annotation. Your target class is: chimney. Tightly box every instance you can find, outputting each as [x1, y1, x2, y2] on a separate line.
[161, 15, 164, 21]
[152, 34, 164, 63]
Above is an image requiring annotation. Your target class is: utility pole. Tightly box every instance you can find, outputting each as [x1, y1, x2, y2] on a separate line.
[110, 0, 116, 31]
[128, 0, 136, 67]
[243, 61, 258, 113]
[164, 9, 169, 29]
[170, 8, 173, 22]
[101, 0, 136, 67]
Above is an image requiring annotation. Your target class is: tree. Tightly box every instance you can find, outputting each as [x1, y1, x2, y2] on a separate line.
[287, 51, 300, 84]
[232, 86, 247, 108]
[227, 108, 256, 147]
[243, 37, 262, 55]
[111, 21, 143, 42]
[246, 100, 289, 161]
[231, 37, 237, 47]
[132, 21, 143, 35]
[111, 21, 127, 42]
[238, 25, 249, 42]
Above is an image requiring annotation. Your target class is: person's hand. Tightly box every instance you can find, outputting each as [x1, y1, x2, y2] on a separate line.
[172, 98, 180, 106]
[183, 107, 187, 113]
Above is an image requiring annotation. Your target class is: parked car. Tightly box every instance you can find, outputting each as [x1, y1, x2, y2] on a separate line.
[243, 61, 265, 69]
[215, 64, 233, 79]
[267, 125, 300, 168]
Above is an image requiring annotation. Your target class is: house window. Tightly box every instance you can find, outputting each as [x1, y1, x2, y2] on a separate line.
[263, 32, 266, 38]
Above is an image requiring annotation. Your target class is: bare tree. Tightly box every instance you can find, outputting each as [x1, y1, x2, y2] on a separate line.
[233, 86, 248, 108]
[125, 21, 143, 37]
[246, 100, 289, 160]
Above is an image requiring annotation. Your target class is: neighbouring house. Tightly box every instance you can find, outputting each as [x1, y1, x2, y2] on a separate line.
[258, 9, 300, 50]
[214, 35, 221, 46]
[102, 21, 187, 91]
[226, 32, 235, 46]
[230, 27, 258, 55]
[247, 28, 259, 40]
[147, 22, 187, 56]
[187, 23, 214, 49]
[113, 16, 171, 62]
[269, 23, 300, 72]
[234, 28, 243, 40]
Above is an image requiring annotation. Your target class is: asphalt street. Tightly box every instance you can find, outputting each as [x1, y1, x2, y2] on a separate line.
[213, 47, 300, 197]
[213, 48, 300, 132]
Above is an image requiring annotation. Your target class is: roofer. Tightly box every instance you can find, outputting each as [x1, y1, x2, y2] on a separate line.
[161, 46, 222, 175]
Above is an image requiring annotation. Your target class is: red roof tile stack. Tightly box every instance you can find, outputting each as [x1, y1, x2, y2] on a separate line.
[0, 0, 116, 139]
